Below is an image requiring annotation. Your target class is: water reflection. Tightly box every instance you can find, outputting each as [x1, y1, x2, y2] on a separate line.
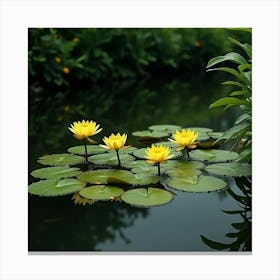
[28, 195, 148, 251]
[201, 177, 252, 251]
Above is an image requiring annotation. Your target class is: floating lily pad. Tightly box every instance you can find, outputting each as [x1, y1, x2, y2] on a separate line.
[121, 187, 174, 207]
[107, 146, 137, 154]
[38, 153, 84, 166]
[121, 160, 149, 169]
[205, 163, 252, 177]
[165, 160, 204, 177]
[207, 132, 223, 139]
[197, 133, 210, 141]
[185, 127, 213, 133]
[31, 166, 81, 179]
[189, 149, 239, 162]
[88, 153, 134, 166]
[131, 165, 168, 175]
[155, 141, 178, 148]
[79, 185, 124, 201]
[78, 169, 135, 185]
[133, 148, 182, 160]
[126, 173, 160, 185]
[148, 124, 182, 133]
[28, 179, 86, 196]
[166, 175, 227, 193]
[68, 145, 105, 155]
[132, 130, 169, 138]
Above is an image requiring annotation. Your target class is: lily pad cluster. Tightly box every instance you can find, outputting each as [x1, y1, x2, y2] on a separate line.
[29, 125, 251, 207]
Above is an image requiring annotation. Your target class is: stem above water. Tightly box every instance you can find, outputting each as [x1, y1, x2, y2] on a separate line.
[157, 162, 161, 176]
[116, 149, 121, 168]
[84, 139, 88, 164]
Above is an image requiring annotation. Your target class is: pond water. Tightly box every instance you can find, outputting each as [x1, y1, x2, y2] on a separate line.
[28, 74, 250, 252]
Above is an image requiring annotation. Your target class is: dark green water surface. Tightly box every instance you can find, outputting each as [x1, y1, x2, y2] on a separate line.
[28, 74, 246, 251]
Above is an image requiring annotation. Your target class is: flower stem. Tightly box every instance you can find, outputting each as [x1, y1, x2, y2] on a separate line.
[157, 162, 161, 176]
[186, 149, 190, 159]
[116, 149, 121, 168]
[84, 139, 88, 164]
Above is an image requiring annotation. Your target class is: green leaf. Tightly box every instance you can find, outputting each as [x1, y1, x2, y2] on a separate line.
[126, 173, 160, 186]
[205, 163, 252, 177]
[219, 123, 251, 140]
[31, 166, 81, 179]
[229, 91, 247, 96]
[222, 80, 246, 88]
[38, 153, 84, 166]
[228, 37, 252, 59]
[79, 185, 124, 201]
[132, 130, 169, 138]
[184, 127, 213, 133]
[206, 67, 243, 80]
[77, 169, 135, 184]
[164, 160, 204, 178]
[189, 149, 239, 162]
[121, 187, 174, 207]
[133, 147, 182, 160]
[207, 52, 248, 68]
[238, 64, 252, 73]
[28, 179, 86, 196]
[148, 124, 182, 133]
[166, 175, 227, 193]
[209, 97, 250, 109]
[88, 153, 133, 166]
[200, 235, 231, 250]
[68, 145, 106, 155]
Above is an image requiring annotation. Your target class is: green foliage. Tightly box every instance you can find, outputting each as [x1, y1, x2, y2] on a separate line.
[207, 31, 252, 162]
[29, 28, 247, 88]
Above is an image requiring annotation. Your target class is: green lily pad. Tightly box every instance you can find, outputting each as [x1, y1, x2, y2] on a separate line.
[197, 133, 210, 141]
[107, 146, 137, 154]
[38, 153, 84, 166]
[155, 141, 178, 148]
[78, 169, 135, 184]
[148, 124, 182, 133]
[127, 173, 160, 185]
[131, 165, 168, 175]
[28, 179, 86, 196]
[132, 130, 169, 138]
[205, 163, 252, 177]
[133, 148, 182, 160]
[185, 127, 213, 133]
[189, 149, 239, 162]
[207, 132, 224, 139]
[166, 175, 227, 193]
[121, 160, 149, 169]
[68, 145, 105, 155]
[165, 160, 204, 177]
[121, 187, 174, 207]
[88, 153, 134, 166]
[79, 185, 124, 201]
[31, 166, 81, 179]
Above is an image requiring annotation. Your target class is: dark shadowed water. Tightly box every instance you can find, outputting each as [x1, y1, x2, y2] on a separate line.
[28, 74, 247, 251]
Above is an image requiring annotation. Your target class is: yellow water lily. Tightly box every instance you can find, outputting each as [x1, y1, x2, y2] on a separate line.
[100, 133, 129, 167]
[169, 129, 199, 151]
[68, 120, 102, 140]
[100, 133, 128, 151]
[145, 144, 174, 164]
